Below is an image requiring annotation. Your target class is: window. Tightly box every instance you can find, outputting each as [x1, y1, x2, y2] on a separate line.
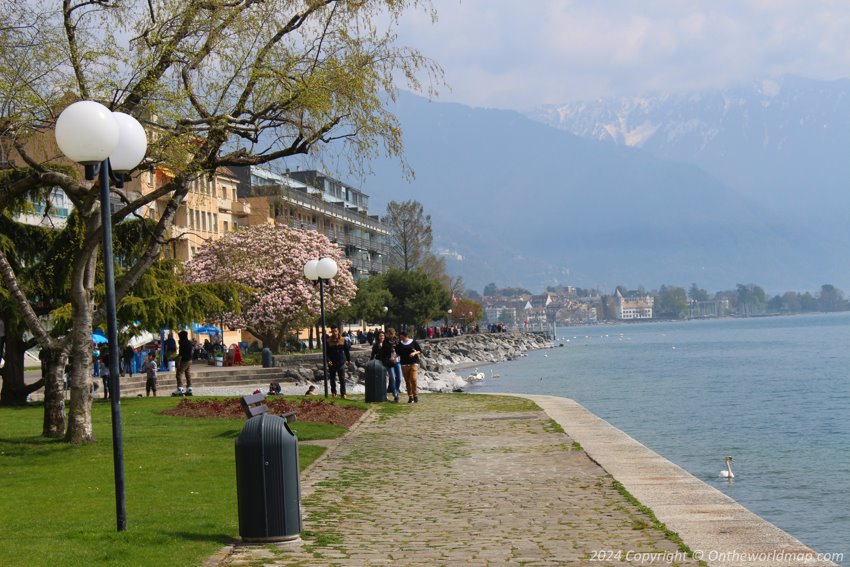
[188, 208, 194, 228]
[213, 213, 218, 233]
[223, 220, 229, 232]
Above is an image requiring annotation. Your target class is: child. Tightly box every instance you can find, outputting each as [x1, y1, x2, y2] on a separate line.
[142, 352, 158, 397]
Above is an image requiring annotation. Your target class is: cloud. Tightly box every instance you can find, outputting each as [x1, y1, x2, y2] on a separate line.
[395, 0, 850, 109]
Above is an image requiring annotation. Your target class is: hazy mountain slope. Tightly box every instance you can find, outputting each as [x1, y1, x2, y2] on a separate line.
[528, 76, 850, 224]
[354, 91, 843, 293]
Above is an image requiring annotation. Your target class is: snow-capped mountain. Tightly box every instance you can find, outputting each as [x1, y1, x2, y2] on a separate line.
[526, 76, 850, 224]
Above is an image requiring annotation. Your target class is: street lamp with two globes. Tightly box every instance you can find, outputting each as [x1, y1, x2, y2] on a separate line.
[304, 257, 338, 398]
[54, 100, 148, 532]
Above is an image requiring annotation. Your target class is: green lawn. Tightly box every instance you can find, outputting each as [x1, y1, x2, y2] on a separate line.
[0, 396, 352, 567]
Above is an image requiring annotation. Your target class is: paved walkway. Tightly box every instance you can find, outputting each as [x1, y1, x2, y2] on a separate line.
[213, 393, 701, 566]
[210, 393, 837, 567]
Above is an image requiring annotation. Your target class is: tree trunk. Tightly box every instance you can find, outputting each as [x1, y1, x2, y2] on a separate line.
[0, 329, 43, 406]
[65, 353, 94, 444]
[64, 309, 95, 444]
[41, 347, 68, 438]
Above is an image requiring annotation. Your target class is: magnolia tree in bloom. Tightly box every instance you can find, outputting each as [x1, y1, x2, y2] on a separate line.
[185, 225, 356, 352]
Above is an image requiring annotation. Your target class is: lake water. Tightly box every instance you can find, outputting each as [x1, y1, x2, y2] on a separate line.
[472, 313, 849, 564]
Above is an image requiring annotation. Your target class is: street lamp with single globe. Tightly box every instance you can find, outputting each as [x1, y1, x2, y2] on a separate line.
[304, 257, 338, 397]
[55, 100, 148, 533]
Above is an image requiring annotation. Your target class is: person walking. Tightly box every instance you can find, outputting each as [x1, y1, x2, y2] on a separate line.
[172, 330, 194, 396]
[141, 352, 158, 397]
[121, 343, 135, 377]
[383, 328, 403, 403]
[325, 325, 351, 398]
[396, 329, 423, 403]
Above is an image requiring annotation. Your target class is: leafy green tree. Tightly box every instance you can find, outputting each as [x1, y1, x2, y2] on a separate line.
[735, 283, 766, 315]
[483, 283, 498, 296]
[0, 0, 440, 443]
[688, 283, 709, 302]
[371, 269, 451, 330]
[655, 285, 688, 318]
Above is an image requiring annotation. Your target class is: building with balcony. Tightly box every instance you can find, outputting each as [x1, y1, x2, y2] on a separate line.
[234, 166, 390, 280]
[133, 167, 250, 262]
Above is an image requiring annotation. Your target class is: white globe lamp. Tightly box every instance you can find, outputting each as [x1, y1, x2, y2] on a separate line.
[317, 257, 338, 280]
[55, 101, 120, 164]
[109, 112, 148, 172]
[304, 259, 319, 281]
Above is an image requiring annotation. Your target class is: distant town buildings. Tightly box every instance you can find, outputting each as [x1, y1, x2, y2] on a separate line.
[613, 289, 654, 320]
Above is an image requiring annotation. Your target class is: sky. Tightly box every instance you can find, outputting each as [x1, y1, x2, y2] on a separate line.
[393, 0, 850, 110]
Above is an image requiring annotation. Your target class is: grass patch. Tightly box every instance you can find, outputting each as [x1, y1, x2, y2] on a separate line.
[0, 396, 350, 567]
[611, 480, 707, 566]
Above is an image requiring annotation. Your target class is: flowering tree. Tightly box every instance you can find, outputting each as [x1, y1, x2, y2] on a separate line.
[185, 225, 356, 353]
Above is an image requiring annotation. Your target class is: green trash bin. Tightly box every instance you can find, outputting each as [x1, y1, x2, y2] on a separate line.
[364, 359, 387, 403]
[235, 413, 301, 541]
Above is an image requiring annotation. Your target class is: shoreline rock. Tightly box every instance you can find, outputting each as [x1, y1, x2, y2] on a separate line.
[269, 332, 553, 394]
[393, 332, 552, 393]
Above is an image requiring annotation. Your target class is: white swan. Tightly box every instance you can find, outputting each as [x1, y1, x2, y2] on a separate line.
[720, 456, 735, 478]
[466, 369, 485, 382]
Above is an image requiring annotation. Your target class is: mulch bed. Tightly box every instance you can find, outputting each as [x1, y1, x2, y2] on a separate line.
[162, 397, 365, 428]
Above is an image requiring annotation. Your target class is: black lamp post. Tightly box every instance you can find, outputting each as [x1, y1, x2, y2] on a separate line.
[55, 101, 148, 532]
[304, 257, 338, 398]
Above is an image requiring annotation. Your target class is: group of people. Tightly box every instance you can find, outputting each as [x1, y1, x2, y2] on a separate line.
[369, 327, 423, 403]
[89, 344, 160, 398]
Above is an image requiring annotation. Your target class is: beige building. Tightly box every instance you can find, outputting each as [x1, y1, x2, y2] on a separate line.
[133, 167, 251, 262]
[614, 289, 654, 320]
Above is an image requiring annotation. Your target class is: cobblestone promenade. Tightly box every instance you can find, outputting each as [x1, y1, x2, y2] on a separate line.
[213, 393, 699, 566]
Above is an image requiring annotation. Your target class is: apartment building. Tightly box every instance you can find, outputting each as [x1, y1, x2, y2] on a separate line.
[234, 166, 390, 280]
[132, 167, 251, 262]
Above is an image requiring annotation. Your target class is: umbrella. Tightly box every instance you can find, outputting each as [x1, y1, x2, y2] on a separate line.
[195, 325, 222, 335]
[92, 329, 108, 344]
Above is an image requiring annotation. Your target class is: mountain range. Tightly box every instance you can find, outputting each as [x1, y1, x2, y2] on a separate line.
[353, 78, 850, 295]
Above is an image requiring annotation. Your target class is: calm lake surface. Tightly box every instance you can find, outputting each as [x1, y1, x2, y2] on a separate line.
[472, 313, 849, 564]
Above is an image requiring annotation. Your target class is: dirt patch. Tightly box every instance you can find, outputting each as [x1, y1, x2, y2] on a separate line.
[162, 397, 365, 428]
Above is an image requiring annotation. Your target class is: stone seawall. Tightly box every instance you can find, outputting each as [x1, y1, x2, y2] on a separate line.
[267, 332, 552, 392]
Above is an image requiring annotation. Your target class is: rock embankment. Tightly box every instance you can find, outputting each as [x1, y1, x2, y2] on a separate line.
[405, 332, 551, 392]
[269, 332, 552, 393]
[421, 332, 552, 371]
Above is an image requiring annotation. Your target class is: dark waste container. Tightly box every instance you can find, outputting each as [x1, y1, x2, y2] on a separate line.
[364, 359, 387, 403]
[235, 413, 301, 541]
[261, 347, 273, 368]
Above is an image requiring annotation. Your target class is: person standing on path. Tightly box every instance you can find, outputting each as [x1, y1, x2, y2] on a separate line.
[369, 330, 391, 402]
[173, 330, 194, 396]
[396, 329, 423, 403]
[325, 324, 351, 398]
[382, 328, 403, 402]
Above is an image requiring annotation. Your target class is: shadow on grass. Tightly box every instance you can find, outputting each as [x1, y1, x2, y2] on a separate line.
[167, 530, 238, 545]
[214, 429, 242, 439]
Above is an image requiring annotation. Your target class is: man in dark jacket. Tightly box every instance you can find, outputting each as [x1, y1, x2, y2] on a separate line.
[325, 325, 351, 398]
[173, 330, 194, 396]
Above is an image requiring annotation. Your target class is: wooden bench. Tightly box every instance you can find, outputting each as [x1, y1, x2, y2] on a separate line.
[240, 392, 296, 422]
